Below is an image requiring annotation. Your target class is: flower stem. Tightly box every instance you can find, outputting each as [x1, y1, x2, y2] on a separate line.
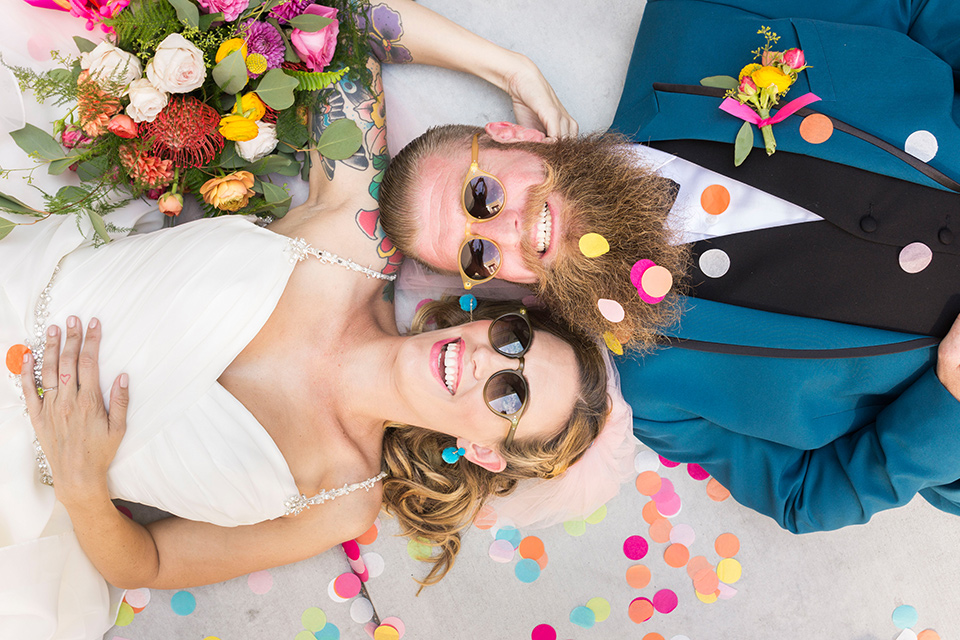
[757, 108, 777, 155]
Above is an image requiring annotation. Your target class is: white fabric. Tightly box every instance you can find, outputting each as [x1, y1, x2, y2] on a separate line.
[0, 215, 305, 639]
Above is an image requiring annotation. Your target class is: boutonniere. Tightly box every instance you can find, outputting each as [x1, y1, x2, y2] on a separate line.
[701, 26, 820, 166]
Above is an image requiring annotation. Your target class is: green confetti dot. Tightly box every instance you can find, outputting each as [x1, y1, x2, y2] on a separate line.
[585, 505, 607, 524]
[301, 607, 327, 632]
[407, 538, 432, 560]
[563, 518, 586, 537]
[114, 602, 134, 627]
[294, 631, 316, 640]
[586, 597, 611, 622]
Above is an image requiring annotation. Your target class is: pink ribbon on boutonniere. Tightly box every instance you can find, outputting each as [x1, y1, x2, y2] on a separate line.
[21, 0, 71, 9]
[719, 92, 821, 127]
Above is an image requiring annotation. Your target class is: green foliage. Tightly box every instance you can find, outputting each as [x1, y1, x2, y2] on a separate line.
[276, 106, 309, 150]
[734, 121, 754, 166]
[3, 53, 81, 107]
[284, 66, 349, 92]
[316, 119, 362, 160]
[323, 0, 373, 91]
[701, 75, 739, 90]
[105, 0, 180, 52]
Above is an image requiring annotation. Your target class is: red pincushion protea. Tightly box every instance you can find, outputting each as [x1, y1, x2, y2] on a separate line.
[142, 96, 225, 168]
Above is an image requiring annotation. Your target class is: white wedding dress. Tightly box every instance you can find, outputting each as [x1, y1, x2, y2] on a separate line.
[0, 215, 374, 640]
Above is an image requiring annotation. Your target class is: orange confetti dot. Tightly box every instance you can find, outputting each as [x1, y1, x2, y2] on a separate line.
[518, 536, 545, 560]
[663, 543, 690, 568]
[686, 556, 712, 580]
[715, 533, 740, 558]
[799, 113, 834, 144]
[700, 184, 730, 215]
[473, 505, 498, 530]
[643, 634, 665, 640]
[640, 265, 673, 298]
[534, 552, 549, 570]
[917, 631, 941, 640]
[355, 521, 379, 545]
[706, 477, 730, 501]
[693, 568, 719, 594]
[626, 564, 651, 589]
[6, 344, 30, 375]
[628, 598, 654, 623]
[648, 518, 672, 544]
[642, 500, 661, 525]
[636, 471, 663, 496]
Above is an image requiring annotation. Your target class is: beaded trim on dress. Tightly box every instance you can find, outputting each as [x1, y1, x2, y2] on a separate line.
[286, 237, 397, 281]
[284, 471, 388, 516]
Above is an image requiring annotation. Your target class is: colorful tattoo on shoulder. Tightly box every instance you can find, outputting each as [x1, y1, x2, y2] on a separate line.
[357, 207, 404, 278]
[366, 3, 412, 64]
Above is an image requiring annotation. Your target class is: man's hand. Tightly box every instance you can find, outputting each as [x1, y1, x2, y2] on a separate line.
[937, 313, 960, 401]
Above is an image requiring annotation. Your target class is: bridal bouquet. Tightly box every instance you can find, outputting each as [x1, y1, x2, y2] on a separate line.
[0, 0, 371, 242]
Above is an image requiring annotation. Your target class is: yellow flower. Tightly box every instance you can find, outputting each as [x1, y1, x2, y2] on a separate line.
[750, 66, 793, 93]
[215, 38, 248, 63]
[200, 171, 256, 212]
[219, 114, 259, 141]
[739, 63, 761, 80]
[233, 93, 267, 121]
[245, 53, 268, 76]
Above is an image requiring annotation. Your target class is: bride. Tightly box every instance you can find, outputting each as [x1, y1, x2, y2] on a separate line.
[0, 1, 614, 638]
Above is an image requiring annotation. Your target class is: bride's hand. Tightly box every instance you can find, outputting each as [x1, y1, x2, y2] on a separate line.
[22, 317, 129, 506]
[502, 55, 579, 141]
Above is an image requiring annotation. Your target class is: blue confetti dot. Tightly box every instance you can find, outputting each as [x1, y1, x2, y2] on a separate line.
[570, 605, 596, 629]
[315, 623, 340, 640]
[459, 294, 477, 311]
[515, 558, 541, 583]
[494, 526, 522, 549]
[892, 605, 919, 629]
[170, 591, 196, 616]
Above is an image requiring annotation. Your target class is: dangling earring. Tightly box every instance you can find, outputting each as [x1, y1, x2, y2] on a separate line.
[442, 445, 466, 464]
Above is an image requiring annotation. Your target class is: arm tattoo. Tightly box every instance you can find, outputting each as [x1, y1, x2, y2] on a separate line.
[366, 3, 413, 64]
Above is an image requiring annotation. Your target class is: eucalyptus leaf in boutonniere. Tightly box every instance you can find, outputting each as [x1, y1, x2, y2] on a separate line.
[701, 26, 820, 166]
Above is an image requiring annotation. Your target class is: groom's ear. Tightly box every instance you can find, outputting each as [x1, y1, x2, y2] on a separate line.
[484, 122, 549, 144]
[457, 437, 507, 473]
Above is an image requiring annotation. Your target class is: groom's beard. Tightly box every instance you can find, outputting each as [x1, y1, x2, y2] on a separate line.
[513, 134, 691, 351]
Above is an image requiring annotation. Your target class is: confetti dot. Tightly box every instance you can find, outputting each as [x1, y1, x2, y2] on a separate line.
[917, 630, 941, 640]
[564, 518, 587, 536]
[623, 535, 649, 560]
[686, 556, 711, 580]
[636, 471, 663, 496]
[695, 590, 718, 604]
[114, 602, 134, 627]
[534, 552, 549, 570]
[899, 242, 933, 274]
[626, 564, 652, 589]
[474, 505, 498, 529]
[247, 570, 273, 595]
[414, 298, 433, 312]
[295, 632, 316, 640]
[495, 526, 523, 548]
[717, 558, 742, 583]
[116, 504, 133, 519]
[892, 605, 919, 629]
[356, 520, 379, 545]
[531, 624, 557, 640]
[715, 533, 740, 558]
[459, 294, 477, 311]
[686, 463, 709, 480]
[635, 451, 661, 474]
[579, 233, 610, 257]
[374, 624, 400, 640]
[361, 552, 384, 579]
[699, 249, 730, 278]
[124, 588, 151, 610]
[515, 558, 541, 583]
[316, 623, 341, 640]
[659, 456, 680, 468]
[653, 589, 679, 614]
[519, 536, 545, 560]
[641, 265, 673, 299]
[717, 582, 738, 600]
[693, 568, 719, 595]
[586, 597, 611, 622]
[700, 184, 730, 215]
[489, 539, 516, 563]
[905, 130, 938, 162]
[27, 33, 54, 61]
[598, 298, 626, 323]
[570, 605, 596, 629]
[603, 331, 624, 355]
[302, 607, 327, 632]
[897, 631, 919, 640]
[669, 524, 696, 547]
[586, 505, 607, 524]
[644, 634, 666, 640]
[5, 344, 29, 375]
[628, 597, 654, 623]
[664, 543, 690, 568]
[334, 573, 361, 599]
[406, 538, 432, 561]
[656, 493, 680, 518]
[799, 113, 833, 144]
[649, 518, 672, 543]
[706, 478, 730, 501]
[170, 591, 196, 616]
[350, 598, 374, 624]
[381, 617, 405, 638]
[642, 501, 661, 525]
[671, 636, 693, 640]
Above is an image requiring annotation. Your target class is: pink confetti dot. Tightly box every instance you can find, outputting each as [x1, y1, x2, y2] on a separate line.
[623, 535, 649, 560]
[414, 298, 433, 312]
[531, 624, 557, 640]
[652, 589, 678, 614]
[655, 493, 682, 517]
[659, 456, 680, 468]
[651, 478, 675, 502]
[669, 523, 696, 547]
[334, 572, 362, 599]
[686, 463, 710, 480]
[247, 570, 273, 595]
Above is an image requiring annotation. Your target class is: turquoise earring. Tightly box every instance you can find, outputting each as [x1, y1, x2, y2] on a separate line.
[442, 446, 466, 464]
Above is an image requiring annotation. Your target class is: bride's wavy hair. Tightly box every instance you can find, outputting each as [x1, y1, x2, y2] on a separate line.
[380, 299, 609, 589]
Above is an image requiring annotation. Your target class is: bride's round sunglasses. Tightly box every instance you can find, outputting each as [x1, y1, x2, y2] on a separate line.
[459, 133, 507, 290]
[484, 308, 533, 447]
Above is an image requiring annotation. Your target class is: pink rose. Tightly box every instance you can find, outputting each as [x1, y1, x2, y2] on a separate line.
[782, 48, 806, 70]
[107, 114, 139, 138]
[61, 124, 93, 149]
[196, 0, 250, 22]
[291, 4, 340, 72]
[738, 76, 757, 97]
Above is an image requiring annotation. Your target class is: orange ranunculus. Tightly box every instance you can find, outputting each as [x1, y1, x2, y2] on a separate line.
[750, 65, 792, 93]
[200, 171, 256, 212]
[218, 114, 259, 141]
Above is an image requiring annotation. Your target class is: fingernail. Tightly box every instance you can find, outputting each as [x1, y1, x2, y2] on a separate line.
[119, 373, 128, 389]
[67, 316, 76, 328]
[89, 317, 99, 329]
[23, 352, 30, 364]
[47, 325, 58, 337]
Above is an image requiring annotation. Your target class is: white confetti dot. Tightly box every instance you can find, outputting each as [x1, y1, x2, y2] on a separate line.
[327, 577, 349, 603]
[904, 130, 938, 162]
[634, 450, 661, 474]
[699, 249, 731, 278]
[350, 597, 374, 623]
[899, 242, 933, 274]
[124, 588, 151, 608]
[598, 298, 626, 323]
[896, 629, 919, 640]
[361, 552, 385, 579]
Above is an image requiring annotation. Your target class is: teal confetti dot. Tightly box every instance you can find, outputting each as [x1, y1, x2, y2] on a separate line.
[495, 526, 522, 548]
[515, 558, 541, 583]
[892, 605, 919, 629]
[170, 591, 196, 616]
[459, 294, 477, 311]
[315, 623, 341, 640]
[570, 605, 596, 629]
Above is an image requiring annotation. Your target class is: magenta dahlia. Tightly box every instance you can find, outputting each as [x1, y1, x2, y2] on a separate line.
[242, 20, 285, 77]
[268, 0, 313, 23]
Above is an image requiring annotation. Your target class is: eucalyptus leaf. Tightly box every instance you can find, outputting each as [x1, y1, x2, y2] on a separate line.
[260, 181, 289, 204]
[701, 75, 740, 90]
[72, 36, 97, 54]
[316, 119, 362, 160]
[218, 143, 246, 169]
[270, 197, 292, 217]
[88, 210, 110, 243]
[734, 121, 754, 166]
[288, 14, 333, 32]
[0, 191, 40, 215]
[57, 186, 88, 202]
[166, 0, 199, 28]
[247, 154, 297, 175]
[199, 12, 223, 30]
[11, 123, 67, 162]
[0, 217, 14, 241]
[300, 151, 310, 182]
[48, 156, 79, 176]
[255, 68, 300, 110]
[213, 49, 248, 95]
[76, 157, 107, 182]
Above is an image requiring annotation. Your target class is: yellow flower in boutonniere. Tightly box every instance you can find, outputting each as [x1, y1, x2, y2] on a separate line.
[216, 38, 248, 63]
[233, 92, 267, 121]
[751, 66, 793, 94]
[219, 114, 259, 141]
[738, 63, 761, 80]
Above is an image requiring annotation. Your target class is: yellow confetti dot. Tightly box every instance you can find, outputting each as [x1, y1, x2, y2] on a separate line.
[585, 505, 607, 524]
[579, 233, 610, 258]
[586, 597, 611, 622]
[374, 625, 401, 640]
[696, 590, 719, 604]
[563, 518, 587, 537]
[602, 331, 623, 355]
[114, 602, 134, 627]
[717, 558, 742, 584]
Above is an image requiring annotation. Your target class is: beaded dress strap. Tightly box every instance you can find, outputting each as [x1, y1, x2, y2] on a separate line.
[286, 238, 397, 282]
[283, 471, 388, 516]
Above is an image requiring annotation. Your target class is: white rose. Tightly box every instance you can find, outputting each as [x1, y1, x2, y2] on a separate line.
[125, 78, 169, 123]
[80, 41, 142, 90]
[146, 33, 206, 94]
[236, 121, 279, 162]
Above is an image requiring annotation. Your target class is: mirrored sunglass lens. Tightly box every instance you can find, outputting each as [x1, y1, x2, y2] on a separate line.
[489, 316, 530, 355]
[486, 372, 527, 416]
[463, 176, 505, 220]
[459, 238, 501, 281]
